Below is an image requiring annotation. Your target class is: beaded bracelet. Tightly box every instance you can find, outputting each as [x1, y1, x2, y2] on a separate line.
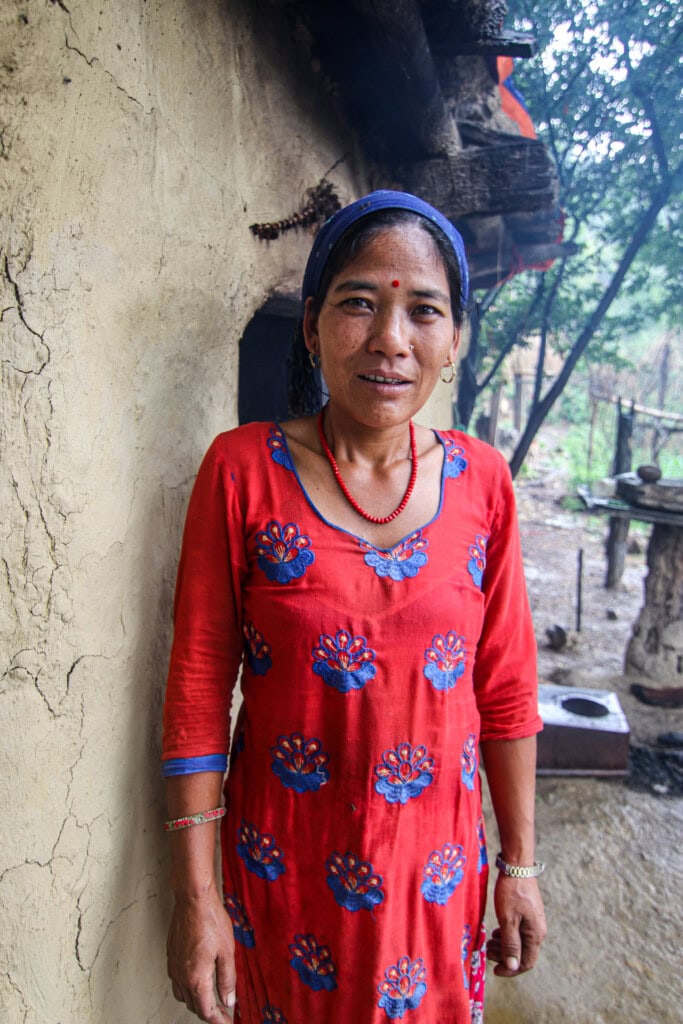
[495, 852, 545, 878]
[164, 807, 226, 832]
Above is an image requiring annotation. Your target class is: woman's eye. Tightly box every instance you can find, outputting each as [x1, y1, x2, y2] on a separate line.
[413, 304, 441, 317]
[342, 296, 372, 310]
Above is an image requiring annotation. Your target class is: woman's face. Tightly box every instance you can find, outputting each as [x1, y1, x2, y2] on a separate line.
[304, 223, 461, 431]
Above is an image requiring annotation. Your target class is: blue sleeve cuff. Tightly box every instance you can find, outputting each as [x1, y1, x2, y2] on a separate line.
[161, 754, 228, 777]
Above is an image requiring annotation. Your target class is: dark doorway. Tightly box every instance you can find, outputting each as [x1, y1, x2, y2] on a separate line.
[238, 312, 295, 424]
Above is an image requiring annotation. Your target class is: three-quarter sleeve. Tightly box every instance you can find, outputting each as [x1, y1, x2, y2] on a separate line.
[161, 435, 246, 770]
[473, 456, 542, 742]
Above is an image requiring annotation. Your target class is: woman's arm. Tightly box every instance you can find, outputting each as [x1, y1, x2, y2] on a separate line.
[480, 735, 547, 976]
[165, 772, 235, 1023]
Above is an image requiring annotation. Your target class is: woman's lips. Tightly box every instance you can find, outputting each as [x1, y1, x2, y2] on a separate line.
[360, 373, 410, 385]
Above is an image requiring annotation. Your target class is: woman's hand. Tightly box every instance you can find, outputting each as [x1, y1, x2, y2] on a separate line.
[164, 774, 233, 1020]
[167, 886, 236, 1022]
[479, 737, 547, 977]
[487, 874, 547, 977]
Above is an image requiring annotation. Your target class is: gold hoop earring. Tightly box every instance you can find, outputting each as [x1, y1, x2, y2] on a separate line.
[309, 350, 320, 370]
[440, 361, 456, 384]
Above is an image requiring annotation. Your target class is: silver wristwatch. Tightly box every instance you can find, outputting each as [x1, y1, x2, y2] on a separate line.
[495, 852, 546, 878]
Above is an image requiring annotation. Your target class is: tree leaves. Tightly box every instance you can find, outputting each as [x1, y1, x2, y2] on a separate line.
[460, 0, 682, 474]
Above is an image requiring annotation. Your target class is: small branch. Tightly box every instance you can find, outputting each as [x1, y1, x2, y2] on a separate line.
[479, 281, 506, 319]
[532, 262, 565, 409]
[477, 274, 547, 393]
[622, 38, 670, 179]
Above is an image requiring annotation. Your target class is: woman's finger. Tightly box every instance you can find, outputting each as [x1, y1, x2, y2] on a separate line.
[188, 980, 233, 1023]
[216, 944, 237, 1012]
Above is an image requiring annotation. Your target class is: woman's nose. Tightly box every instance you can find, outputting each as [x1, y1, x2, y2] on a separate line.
[368, 308, 411, 355]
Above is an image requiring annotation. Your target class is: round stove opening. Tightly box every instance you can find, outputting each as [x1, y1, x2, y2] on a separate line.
[561, 696, 610, 718]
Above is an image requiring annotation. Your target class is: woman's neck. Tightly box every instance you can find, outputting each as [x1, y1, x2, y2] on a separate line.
[320, 404, 414, 469]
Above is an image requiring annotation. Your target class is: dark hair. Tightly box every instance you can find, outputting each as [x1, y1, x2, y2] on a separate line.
[288, 209, 466, 416]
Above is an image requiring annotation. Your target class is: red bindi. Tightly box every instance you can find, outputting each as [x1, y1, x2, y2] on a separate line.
[391, 279, 400, 288]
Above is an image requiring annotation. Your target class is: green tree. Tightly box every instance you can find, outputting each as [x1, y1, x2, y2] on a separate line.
[458, 0, 682, 477]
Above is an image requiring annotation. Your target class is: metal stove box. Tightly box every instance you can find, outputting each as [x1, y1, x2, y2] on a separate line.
[537, 683, 630, 776]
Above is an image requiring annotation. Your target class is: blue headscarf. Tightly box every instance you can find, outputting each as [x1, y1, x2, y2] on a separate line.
[301, 189, 469, 310]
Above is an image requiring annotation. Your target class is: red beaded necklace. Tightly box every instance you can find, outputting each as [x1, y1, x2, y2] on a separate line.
[317, 409, 418, 525]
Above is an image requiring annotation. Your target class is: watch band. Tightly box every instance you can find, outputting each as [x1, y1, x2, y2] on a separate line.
[495, 852, 545, 878]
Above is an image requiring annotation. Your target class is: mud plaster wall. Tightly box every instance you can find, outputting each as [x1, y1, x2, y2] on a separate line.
[0, 1, 383, 1020]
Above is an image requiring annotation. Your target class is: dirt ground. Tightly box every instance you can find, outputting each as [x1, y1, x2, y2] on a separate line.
[482, 465, 683, 1024]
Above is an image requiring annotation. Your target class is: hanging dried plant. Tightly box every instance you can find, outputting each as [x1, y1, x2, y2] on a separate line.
[249, 179, 341, 241]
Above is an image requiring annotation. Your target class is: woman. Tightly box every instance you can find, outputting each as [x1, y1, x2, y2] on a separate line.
[162, 190, 546, 1024]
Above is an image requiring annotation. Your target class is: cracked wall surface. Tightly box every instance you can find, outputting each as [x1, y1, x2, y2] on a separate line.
[0, 1, 365, 1020]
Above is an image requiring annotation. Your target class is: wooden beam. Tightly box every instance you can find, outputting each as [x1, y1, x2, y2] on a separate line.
[516, 241, 579, 262]
[402, 138, 559, 218]
[421, 1, 537, 57]
[429, 30, 537, 58]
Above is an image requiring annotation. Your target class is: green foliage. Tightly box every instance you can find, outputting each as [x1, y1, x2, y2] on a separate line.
[510, 0, 682, 331]
[462, 0, 682, 476]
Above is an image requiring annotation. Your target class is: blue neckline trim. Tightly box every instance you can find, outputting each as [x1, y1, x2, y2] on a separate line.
[274, 422, 448, 554]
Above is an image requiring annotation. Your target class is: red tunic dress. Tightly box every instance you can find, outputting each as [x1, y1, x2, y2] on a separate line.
[163, 422, 540, 1024]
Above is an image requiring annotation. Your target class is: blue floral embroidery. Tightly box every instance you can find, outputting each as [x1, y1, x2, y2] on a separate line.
[243, 621, 272, 676]
[270, 733, 330, 793]
[230, 726, 245, 768]
[224, 893, 255, 948]
[289, 933, 337, 992]
[261, 1007, 288, 1024]
[461, 733, 478, 790]
[267, 425, 294, 470]
[467, 534, 488, 588]
[326, 851, 385, 912]
[462, 925, 473, 987]
[362, 530, 428, 581]
[423, 632, 466, 691]
[377, 956, 427, 1019]
[312, 630, 377, 693]
[374, 743, 435, 805]
[237, 821, 286, 881]
[255, 520, 315, 584]
[230, 705, 245, 770]
[477, 817, 488, 873]
[421, 842, 466, 905]
[442, 437, 468, 479]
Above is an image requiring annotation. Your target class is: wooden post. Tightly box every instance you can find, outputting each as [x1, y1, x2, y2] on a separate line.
[605, 399, 634, 589]
[513, 373, 524, 432]
[488, 385, 502, 445]
[612, 398, 634, 475]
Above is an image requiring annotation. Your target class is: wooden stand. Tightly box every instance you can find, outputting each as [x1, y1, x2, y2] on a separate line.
[625, 523, 683, 684]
